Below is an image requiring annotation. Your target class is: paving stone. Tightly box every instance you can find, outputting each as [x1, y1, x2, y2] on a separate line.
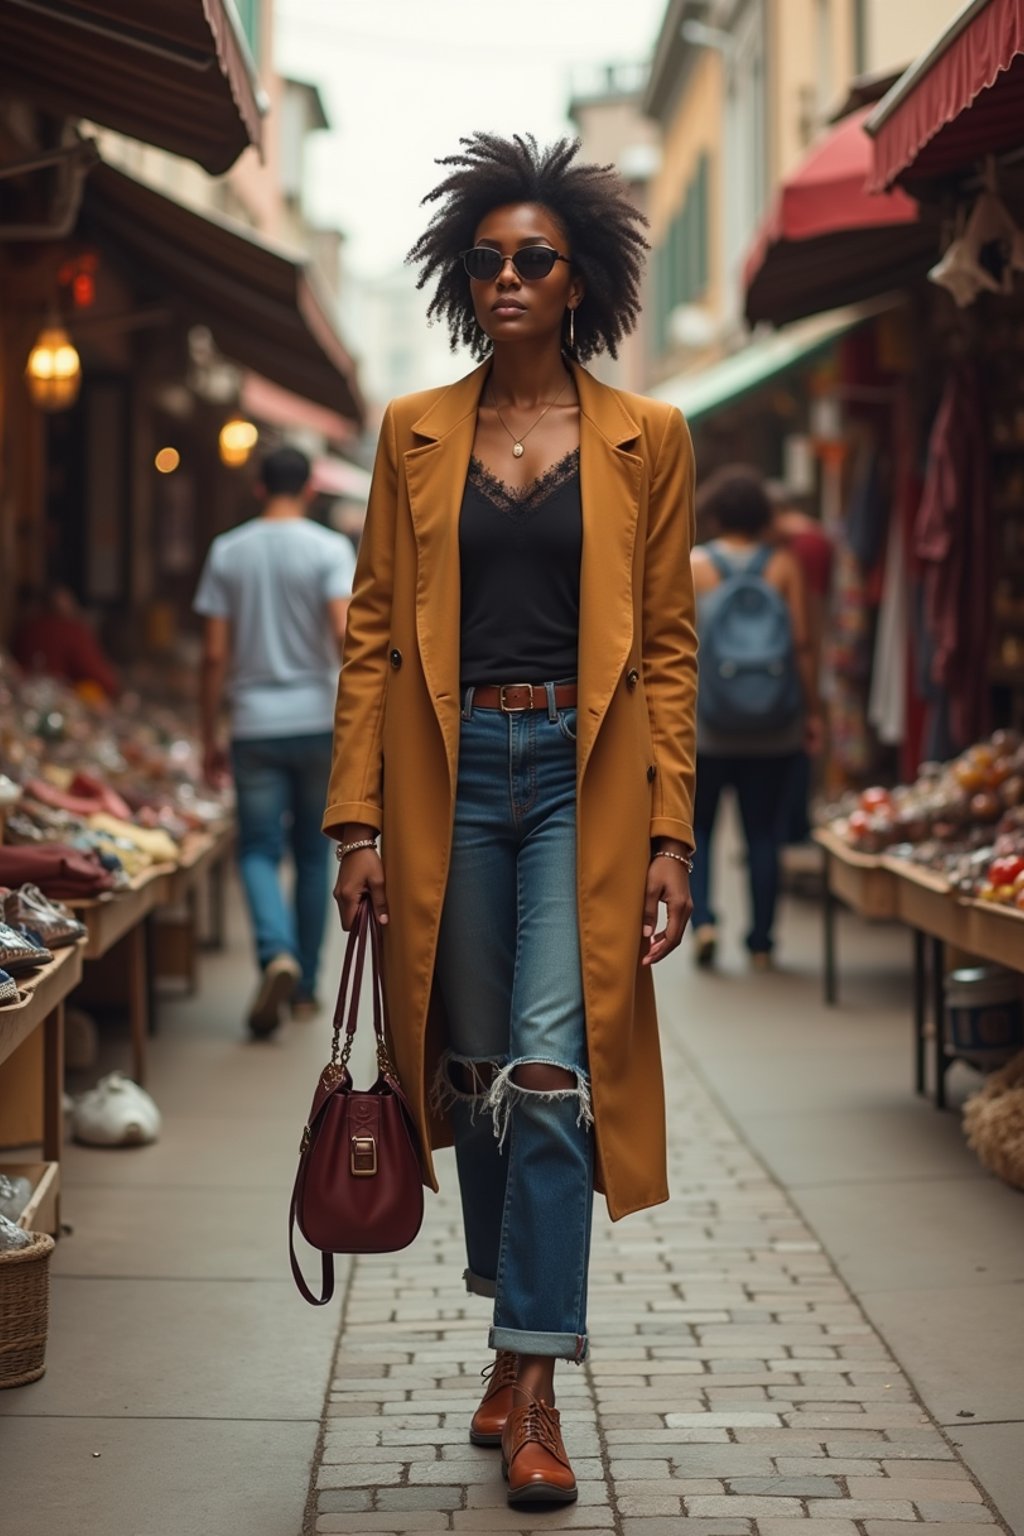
[774, 1458, 882, 1477]
[726, 1476, 843, 1497]
[806, 1499, 917, 1519]
[375, 1488, 465, 1511]
[620, 1523, 752, 1536]
[316, 1515, 453, 1533]
[847, 1477, 984, 1503]
[321, 1442, 439, 1465]
[616, 1497, 684, 1516]
[317, 1463, 406, 1489]
[450, 1506, 614, 1528]
[666, 1411, 783, 1427]
[863, 1526, 1000, 1536]
[685, 1497, 804, 1517]
[913, 1504, 995, 1524]
[758, 1523, 861, 1536]
[316, 1490, 374, 1513]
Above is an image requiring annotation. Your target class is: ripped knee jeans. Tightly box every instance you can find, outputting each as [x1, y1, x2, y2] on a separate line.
[431, 694, 595, 1362]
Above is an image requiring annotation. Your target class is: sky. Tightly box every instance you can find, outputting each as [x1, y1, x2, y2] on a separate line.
[274, 0, 669, 278]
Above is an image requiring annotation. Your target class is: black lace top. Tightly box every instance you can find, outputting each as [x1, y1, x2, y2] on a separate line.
[459, 448, 582, 686]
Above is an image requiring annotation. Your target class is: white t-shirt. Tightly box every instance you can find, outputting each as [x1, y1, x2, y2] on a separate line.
[193, 517, 356, 740]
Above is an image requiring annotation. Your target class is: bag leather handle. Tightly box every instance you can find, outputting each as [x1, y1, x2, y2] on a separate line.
[289, 1183, 335, 1306]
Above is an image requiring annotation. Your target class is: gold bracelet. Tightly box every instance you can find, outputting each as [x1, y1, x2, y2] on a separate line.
[336, 838, 378, 862]
[653, 849, 694, 874]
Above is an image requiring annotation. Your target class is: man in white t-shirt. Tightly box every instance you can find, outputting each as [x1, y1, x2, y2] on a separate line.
[194, 446, 356, 1038]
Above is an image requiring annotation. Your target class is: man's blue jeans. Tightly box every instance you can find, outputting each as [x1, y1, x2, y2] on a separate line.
[230, 733, 334, 997]
[432, 690, 594, 1363]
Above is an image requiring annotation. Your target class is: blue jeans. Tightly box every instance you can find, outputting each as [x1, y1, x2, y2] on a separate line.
[230, 733, 334, 996]
[691, 752, 796, 954]
[432, 688, 594, 1362]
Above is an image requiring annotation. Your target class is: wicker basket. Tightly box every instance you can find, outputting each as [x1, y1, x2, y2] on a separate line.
[0, 1232, 55, 1389]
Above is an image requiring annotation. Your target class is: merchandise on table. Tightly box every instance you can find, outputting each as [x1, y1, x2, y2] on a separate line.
[0, 1174, 32, 1223]
[0, 654, 230, 898]
[824, 729, 1024, 900]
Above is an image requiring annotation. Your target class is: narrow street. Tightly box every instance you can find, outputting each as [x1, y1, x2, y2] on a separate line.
[1, 833, 1020, 1536]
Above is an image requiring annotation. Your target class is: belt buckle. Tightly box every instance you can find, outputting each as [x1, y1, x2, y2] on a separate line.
[499, 683, 534, 713]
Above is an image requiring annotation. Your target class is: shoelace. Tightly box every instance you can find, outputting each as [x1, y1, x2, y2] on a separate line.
[480, 1351, 518, 1398]
[508, 1394, 569, 1467]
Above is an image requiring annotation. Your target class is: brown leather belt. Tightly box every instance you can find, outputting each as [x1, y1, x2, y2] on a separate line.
[470, 683, 578, 713]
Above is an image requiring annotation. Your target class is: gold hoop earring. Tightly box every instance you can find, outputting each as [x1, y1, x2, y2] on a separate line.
[568, 307, 576, 351]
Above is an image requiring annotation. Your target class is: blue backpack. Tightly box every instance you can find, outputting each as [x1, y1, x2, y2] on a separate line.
[698, 544, 801, 733]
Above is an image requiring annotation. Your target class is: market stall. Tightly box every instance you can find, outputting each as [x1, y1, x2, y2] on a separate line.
[818, 730, 1024, 1107]
[0, 660, 234, 1213]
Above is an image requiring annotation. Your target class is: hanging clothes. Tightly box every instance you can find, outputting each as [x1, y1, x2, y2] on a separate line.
[914, 360, 992, 750]
[868, 498, 908, 745]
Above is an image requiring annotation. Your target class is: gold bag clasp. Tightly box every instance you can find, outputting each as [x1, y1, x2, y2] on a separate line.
[350, 1135, 377, 1177]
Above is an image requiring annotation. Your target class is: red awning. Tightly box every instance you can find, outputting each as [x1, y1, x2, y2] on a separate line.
[744, 107, 935, 327]
[0, 0, 264, 175]
[867, 0, 1024, 192]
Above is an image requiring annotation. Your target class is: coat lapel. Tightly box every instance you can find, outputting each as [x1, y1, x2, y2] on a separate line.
[404, 361, 490, 787]
[402, 358, 642, 789]
[573, 364, 642, 776]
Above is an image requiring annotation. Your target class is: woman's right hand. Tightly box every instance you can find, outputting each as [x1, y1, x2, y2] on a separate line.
[334, 848, 389, 931]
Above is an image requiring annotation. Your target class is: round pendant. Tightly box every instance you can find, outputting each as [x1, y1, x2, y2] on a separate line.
[512, 442, 524, 458]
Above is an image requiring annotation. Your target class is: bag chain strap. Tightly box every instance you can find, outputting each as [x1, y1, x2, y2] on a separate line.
[325, 897, 397, 1084]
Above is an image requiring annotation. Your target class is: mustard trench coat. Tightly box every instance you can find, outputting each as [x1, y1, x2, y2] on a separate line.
[322, 359, 698, 1221]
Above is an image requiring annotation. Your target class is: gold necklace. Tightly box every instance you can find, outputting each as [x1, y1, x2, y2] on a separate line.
[487, 376, 569, 458]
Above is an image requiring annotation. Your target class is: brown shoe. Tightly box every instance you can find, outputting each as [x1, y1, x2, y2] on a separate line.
[501, 1392, 577, 1505]
[469, 1350, 518, 1446]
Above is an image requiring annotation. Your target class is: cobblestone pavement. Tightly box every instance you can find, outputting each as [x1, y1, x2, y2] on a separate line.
[306, 1024, 1009, 1536]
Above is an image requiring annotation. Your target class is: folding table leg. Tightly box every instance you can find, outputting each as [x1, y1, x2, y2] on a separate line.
[823, 854, 838, 1007]
[930, 935, 949, 1109]
[913, 928, 926, 1095]
[126, 921, 148, 1087]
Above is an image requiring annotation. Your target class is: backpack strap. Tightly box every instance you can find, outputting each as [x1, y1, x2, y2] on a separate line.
[746, 543, 774, 578]
[704, 543, 735, 580]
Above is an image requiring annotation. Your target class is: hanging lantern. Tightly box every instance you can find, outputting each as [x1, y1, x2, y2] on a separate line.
[218, 416, 258, 467]
[25, 324, 81, 411]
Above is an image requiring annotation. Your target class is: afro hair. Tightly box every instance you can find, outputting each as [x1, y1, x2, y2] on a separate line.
[407, 132, 649, 364]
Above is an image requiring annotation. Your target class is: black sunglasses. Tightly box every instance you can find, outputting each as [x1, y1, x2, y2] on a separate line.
[460, 246, 571, 282]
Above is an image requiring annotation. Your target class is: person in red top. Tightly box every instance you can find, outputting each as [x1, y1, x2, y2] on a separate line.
[771, 502, 834, 847]
[12, 585, 119, 701]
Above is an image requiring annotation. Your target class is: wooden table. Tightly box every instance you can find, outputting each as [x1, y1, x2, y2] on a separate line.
[814, 828, 898, 1006]
[818, 830, 1024, 1108]
[0, 942, 84, 1234]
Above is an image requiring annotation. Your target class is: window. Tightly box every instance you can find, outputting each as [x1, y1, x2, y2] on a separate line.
[651, 152, 712, 356]
[853, 0, 868, 75]
[234, 0, 262, 64]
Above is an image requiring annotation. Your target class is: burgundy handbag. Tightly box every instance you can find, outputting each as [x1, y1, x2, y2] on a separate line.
[289, 897, 424, 1306]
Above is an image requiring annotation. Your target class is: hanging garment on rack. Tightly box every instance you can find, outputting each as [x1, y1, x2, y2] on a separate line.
[915, 361, 992, 750]
[868, 499, 908, 746]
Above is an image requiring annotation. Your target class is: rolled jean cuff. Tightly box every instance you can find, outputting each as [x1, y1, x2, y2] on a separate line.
[464, 1267, 496, 1299]
[489, 1325, 588, 1363]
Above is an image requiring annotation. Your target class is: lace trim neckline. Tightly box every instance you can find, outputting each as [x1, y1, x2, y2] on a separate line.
[468, 448, 580, 519]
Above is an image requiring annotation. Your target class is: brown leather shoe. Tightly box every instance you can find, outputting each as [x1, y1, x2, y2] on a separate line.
[501, 1392, 578, 1505]
[469, 1351, 518, 1446]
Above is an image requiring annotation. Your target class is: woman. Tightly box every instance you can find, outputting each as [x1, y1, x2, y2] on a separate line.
[689, 467, 821, 969]
[324, 134, 698, 1506]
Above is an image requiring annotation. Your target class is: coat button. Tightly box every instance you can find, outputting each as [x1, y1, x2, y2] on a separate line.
[647, 764, 656, 782]
[626, 668, 639, 690]
[389, 648, 402, 670]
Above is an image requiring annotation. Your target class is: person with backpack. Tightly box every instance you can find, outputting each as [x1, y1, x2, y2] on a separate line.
[690, 466, 821, 969]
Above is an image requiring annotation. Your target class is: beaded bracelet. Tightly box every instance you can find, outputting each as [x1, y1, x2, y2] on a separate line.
[336, 838, 378, 862]
[653, 848, 695, 874]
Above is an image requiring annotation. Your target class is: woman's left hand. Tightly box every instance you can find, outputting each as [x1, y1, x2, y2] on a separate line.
[642, 857, 693, 966]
